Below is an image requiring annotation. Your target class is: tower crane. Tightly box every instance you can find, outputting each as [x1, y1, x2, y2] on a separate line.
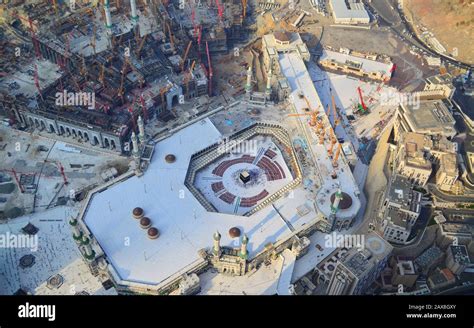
[33, 63, 44, 101]
[206, 41, 213, 96]
[287, 112, 318, 127]
[99, 64, 106, 87]
[327, 129, 337, 157]
[166, 22, 174, 49]
[180, 41, 192, 72]
[332, 144, 342, 167]
[140, 93, 148, 121]
[118, 58, 129, 103]
[184, 60, 196, 97]
[159, 84, 172, 110]
[216, 0, 223, 21]
[136, 34, 147, 57]
[357, 86, 367, 113]
[43, 160, 68, 185]
[91, 24, 97, 54]
[331, 93, 340, 128]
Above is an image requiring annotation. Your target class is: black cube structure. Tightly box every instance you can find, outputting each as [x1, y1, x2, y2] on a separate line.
[240, 170, 251, 184]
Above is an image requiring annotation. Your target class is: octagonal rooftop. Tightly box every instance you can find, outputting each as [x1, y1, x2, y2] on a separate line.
[82, 118, 318, 287]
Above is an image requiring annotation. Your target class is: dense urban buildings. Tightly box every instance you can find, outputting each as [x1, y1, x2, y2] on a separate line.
[0, 0, 472, 304]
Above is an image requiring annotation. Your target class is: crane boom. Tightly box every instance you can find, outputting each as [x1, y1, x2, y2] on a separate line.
[357, 86, 367, 111]
[180, 41, 192, 72]
[206, 41, 213, 96]
[332, 144, 342, 167]
[331, 93, 340, 127]
[136, 34, 148, 57]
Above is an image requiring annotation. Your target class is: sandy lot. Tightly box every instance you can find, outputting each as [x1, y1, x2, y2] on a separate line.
[405, 0, 474, 64]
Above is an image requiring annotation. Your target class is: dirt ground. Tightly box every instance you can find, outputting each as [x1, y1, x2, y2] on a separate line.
[319, 26, 435, 91]
[405, 0, 474, 64]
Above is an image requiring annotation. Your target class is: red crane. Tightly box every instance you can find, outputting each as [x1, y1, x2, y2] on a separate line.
[197, 25, 202, 46]
[4, 169, 25, 193]
[33, 63, 43, 101]
[43, 160, 68, 185]
[216, 0, 223, 21]
[57, 162, 68, 185]
[389, 63, 397, 74]
[128, 95, 138, 131]
[206, 41, 213, 96]
[357, 86, 367, 112]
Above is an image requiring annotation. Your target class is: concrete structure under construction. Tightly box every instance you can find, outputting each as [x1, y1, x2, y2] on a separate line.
[0, 0, 215, 154]
[262, 32, 362, 231]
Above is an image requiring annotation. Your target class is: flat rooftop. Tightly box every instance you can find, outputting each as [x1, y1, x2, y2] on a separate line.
[386, 207, 410, 229]
[341, 232, 393, 278]
[82, 118, 318, 286]
[426, 73, 453, 86]
[387, 175, 422, 213]
[399, 99, 456, 136]
[449, 245, 471, 265]
[330, 0, 370, 20]
[320, 49, 393, 76]
[278, 51, 361, 220]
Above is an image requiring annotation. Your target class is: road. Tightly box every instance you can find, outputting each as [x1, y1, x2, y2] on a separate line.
[428, 184, 474, 203]
[367, 0, 473, 70]
[356, 123, 393, 235]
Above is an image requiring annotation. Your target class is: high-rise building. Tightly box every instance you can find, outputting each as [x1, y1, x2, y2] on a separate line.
[379, 175, 423, 244]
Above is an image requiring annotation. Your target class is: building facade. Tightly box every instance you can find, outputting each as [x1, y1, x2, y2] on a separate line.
[446, 245, 471, 275]
[435, 153, 459, 192]
[379, 175, 423, 245]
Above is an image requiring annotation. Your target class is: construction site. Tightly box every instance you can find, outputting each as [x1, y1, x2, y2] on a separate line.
[0, 0, 248, 154]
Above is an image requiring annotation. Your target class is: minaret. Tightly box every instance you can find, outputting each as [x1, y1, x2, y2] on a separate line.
[131, 131, 141, 172]
[138, 116, 145, 146]
[266, 68, 272, 98]
[331, 188, 343, 215]
[239, 234, 249, 260]
[104, 0, 113, 31]
[81, 237, 96, 261]
[245, 64, 253, 94]
[130, 0, 139, 23]
[213, 231, 221, 256]
[69, 217, 83, 242]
